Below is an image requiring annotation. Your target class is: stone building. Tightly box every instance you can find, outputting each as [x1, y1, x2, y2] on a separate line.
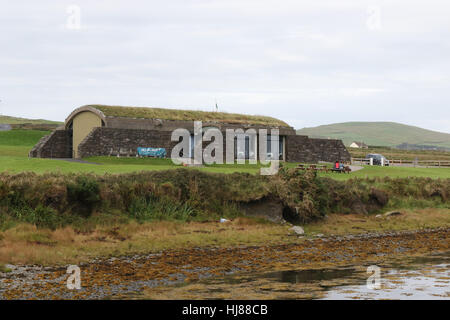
[29, 105, 350, 163]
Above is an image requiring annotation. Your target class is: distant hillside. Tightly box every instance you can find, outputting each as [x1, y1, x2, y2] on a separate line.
[297, 122, 450, 149]
[0, 115, 62, 125]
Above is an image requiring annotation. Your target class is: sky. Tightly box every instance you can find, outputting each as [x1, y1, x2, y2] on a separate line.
[0, 0, 449, 132]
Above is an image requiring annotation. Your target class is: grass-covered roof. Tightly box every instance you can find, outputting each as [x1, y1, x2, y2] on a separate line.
[87, 105, 290, 127]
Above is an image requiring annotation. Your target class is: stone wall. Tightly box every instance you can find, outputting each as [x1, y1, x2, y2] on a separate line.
[285, 135, 317, 163]
[78, 127, 179, 158]
[286, 135, 350, 163]
[78, 127, 350, 163]
[30, 126, 350, 163]
[29, 130, 72, 158]
[78, 127, 284, 161]
[309, 138, 351, 163]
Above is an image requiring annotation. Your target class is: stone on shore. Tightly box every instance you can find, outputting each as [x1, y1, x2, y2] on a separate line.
[384, 211, 402, 217]
[290, 226, 305, 235]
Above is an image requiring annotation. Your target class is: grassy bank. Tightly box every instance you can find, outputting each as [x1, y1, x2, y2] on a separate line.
[0, 218, 287, 265]
[0, 167, 448, 266]
[1, 169, 448, 230]
[0, 209, 448, 266]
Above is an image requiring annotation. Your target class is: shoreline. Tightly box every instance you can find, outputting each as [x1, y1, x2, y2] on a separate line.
[1, 227, 448, 300]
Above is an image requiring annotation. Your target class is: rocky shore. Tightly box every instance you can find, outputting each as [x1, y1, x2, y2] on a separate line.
[1, 227, 448, 300]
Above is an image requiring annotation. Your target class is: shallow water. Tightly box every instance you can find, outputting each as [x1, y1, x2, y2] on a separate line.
[262, 252, 450, 300]
[144, 251, 449, 300]
[259, 253, 450, 299]
[323, 262, 449, 300]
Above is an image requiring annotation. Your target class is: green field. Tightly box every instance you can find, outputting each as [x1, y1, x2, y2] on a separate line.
[297, 121, 450, 149]
[0, 129, 51, 157]
[321, 165, 450, 180]
[349, 146, 450, 161]
[1, 129, 450, 178]
[0, 156, 271, 175]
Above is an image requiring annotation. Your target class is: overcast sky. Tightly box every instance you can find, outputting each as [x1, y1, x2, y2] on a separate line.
[0, 0, 449, 132]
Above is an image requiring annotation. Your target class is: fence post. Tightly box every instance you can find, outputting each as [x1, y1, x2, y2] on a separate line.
[370, 158, 373, 166]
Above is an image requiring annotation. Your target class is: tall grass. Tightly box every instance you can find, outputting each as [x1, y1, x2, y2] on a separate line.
[0, 169, 448, 231]
[129, 197, 198, 222]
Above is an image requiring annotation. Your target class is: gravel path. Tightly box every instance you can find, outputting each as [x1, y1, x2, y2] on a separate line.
[349, 165, 364, 172]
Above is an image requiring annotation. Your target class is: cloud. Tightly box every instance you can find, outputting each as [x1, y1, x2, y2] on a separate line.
[0, 0, 449, 133]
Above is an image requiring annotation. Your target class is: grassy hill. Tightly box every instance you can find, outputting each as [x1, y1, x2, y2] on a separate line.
[297, 122, 450, 149]
[0, 115, 62, 125]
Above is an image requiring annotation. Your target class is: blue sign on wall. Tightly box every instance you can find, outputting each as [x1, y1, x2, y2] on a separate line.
[137, 147, 167, 158]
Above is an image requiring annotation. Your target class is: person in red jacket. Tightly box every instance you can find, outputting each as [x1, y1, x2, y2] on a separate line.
[335, 161, 340, 169]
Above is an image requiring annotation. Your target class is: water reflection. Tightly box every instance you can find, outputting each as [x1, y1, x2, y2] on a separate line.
[263, 268, 356, 284]
[140, 251, 449, 300]
[323, 262, 449, 300]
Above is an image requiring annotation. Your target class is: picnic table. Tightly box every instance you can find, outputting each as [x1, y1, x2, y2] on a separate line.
[109, 148, 136, 157]
[297, 164, 328, 171]
[297, 163, 351, 173]
[331, 165, 351, 174]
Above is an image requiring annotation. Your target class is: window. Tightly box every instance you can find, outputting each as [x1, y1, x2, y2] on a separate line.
[266, 135, 283, 160]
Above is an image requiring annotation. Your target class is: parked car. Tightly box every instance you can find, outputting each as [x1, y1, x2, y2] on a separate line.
[365, 153, 389, 166]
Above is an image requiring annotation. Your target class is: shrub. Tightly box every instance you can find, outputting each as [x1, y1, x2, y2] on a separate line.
[67, 176, 101, 217]
[0, 169, 448, 229]
[128, 197, 198, 222]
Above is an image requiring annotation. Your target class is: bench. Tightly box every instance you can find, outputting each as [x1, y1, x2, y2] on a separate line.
[331, 166, 351, 174]
[109, 148, 136, 157]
